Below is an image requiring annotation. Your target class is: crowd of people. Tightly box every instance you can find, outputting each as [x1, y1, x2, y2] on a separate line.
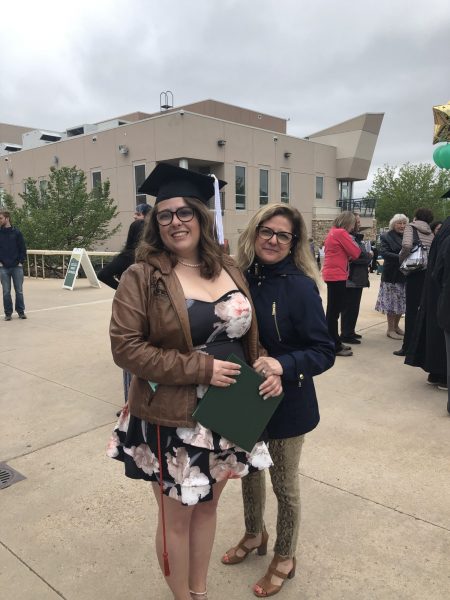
[318, 207, 449, 412]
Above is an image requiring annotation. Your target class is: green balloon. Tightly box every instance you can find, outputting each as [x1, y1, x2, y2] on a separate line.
[440, 144, 450, 169]
[433, 144, 446, 168]
[433, 146, 444, 169]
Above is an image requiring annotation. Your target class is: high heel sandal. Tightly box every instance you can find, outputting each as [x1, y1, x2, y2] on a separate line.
[253, 554, 296, 597]
[221, 528, 269, 565]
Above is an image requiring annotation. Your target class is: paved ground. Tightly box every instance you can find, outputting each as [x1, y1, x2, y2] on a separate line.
[1, 274, 449, 600]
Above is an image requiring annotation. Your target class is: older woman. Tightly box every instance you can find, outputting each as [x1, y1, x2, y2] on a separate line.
[322, 211, 362, 357]
[107, 163, 280, 600]
[375, 214, 408, 339]
[220, 204, 334, 598]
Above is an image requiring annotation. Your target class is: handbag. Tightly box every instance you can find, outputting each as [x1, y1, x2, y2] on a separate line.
[399, 228, 428, 275]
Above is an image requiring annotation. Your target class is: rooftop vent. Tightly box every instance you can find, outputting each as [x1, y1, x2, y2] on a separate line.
[40, 133, 61, 142]
[66, 123, 98, 137]
[0, 143, 22, 155]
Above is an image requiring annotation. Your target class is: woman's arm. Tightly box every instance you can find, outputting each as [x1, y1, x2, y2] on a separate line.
[110, 265, 214, 386]
[257, 278, 335, 383]
[399, 224, 414, 263]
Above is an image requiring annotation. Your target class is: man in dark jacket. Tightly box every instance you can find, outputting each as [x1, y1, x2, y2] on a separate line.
[98, 203, 151, 289]
[0, 210, 27, 320]
[340, 214, 372, 344]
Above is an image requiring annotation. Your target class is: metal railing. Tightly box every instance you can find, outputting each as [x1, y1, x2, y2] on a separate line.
[26, 250, 119, 279]
[336, 197, 376, 216]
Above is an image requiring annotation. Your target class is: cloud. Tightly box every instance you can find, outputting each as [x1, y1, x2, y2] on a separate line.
[1, 0, 449, 190]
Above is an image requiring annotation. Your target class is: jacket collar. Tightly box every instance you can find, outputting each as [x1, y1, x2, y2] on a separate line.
[248, 255, 299, 280]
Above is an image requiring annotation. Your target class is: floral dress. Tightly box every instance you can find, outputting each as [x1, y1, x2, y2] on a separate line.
[107, 290, 272, 506]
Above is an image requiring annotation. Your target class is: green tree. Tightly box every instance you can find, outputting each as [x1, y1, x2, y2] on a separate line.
[366, 163, 450, 227]
[4, 166, 120, 250]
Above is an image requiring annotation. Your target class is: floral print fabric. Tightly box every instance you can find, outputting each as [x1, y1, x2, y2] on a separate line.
[107, 291, 272, 505]
[375, 281, 406, 315]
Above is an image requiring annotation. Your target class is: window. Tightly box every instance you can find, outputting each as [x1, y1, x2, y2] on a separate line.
[39, 179, 48, 194]
[235, 166, 246, 210]
[339, 181, 353, 200]
[316, 176, 324, 199]
[281, 172, 289, 203]
[134, 164, 147, 203]
[92, 171, 102, 188]
[259, 169, 269, 205]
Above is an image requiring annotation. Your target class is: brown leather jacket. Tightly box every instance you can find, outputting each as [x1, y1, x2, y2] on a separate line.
[110, 253, 264, 427]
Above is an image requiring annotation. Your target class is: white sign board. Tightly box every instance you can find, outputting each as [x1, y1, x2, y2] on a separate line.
[63, 248, 101, 290]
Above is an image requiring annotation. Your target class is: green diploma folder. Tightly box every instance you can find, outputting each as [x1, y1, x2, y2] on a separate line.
[192, 353, 284, 453]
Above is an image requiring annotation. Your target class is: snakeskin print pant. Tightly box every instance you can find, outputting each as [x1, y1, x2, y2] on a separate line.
[241, 435, 304, 558]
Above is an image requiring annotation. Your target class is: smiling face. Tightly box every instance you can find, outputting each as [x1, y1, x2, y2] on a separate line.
[156, 197, 200, 259]
[254, 214, 294, 265]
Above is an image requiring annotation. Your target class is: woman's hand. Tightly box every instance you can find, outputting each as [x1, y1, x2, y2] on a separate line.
[253, 357, 283, 377]
[259, 374, 283, 400]
[210, 359, 241, 387]
[253, 358, 283, 399]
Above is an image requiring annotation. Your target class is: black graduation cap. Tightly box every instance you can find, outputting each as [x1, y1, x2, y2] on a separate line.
[138, 162, 227, 204]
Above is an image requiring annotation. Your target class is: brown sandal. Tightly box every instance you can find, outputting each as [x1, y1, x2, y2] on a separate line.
[253, 554, 296, 597]
[221, 529, 269, 565]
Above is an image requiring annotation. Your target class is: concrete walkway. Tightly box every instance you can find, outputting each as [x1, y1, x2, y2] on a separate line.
[1, 275, 449, 600]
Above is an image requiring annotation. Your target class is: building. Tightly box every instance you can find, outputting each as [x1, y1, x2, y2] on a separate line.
[0, 100, 383, 251]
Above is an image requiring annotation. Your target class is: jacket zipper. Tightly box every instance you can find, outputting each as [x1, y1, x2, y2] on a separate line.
[272, 302, 281, 342]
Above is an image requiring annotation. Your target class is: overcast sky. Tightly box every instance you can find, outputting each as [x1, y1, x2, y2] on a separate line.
[1, 0, 449, 195]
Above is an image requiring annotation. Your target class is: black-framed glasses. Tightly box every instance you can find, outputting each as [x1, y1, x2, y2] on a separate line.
[257, 226, 296, 245]
[156, 206, 195, 226]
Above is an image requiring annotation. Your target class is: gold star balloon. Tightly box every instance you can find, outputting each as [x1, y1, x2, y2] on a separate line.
[433, 101, 450, 144]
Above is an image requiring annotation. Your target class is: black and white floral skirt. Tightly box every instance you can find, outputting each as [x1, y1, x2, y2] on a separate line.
[107, 404, 272, 506]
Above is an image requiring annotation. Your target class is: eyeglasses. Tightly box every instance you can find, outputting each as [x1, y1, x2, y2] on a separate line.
[257, 226, 296, 245]
[156, 206, 195, 226]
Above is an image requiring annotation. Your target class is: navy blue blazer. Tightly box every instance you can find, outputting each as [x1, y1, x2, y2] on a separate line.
[246, 256, 335, 439]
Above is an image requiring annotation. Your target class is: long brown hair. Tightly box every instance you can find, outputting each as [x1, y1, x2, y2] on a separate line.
[136, 197, 224, 279]
[236, 203, 320, 286]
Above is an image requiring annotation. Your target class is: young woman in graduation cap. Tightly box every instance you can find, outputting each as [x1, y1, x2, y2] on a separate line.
[107, 163, 282, 600]
[221, 204, 335, 597]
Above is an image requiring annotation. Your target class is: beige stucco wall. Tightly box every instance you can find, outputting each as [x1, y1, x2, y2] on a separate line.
[0, 111, 355, 252]
[0, 123, 35, 146]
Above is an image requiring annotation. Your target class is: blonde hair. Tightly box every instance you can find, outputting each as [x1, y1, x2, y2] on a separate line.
[236, 204, 321, 286]
[389, 213, 409, 230]
[333, 211, 356, 231]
